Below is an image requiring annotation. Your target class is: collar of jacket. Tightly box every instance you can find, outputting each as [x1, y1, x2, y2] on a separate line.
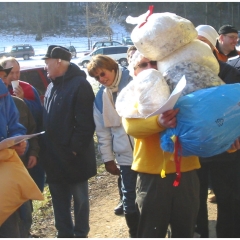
[51, 64, 71, 86]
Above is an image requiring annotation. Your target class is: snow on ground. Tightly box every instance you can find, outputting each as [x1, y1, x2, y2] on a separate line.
[0, 23, 129, 55]
[0, 23, 129, 84]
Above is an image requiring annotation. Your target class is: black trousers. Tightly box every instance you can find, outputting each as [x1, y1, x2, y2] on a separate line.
[136, 171, 199, 238]
[196, 152, 240, 238]
[0, 211, 20, 237]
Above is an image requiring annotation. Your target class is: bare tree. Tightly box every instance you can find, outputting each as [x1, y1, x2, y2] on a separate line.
[86, 2, 121, 40]
[1, 2, 240, 40]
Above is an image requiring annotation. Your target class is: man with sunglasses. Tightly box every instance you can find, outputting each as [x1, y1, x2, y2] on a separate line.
[128, 50, 158, 78]
[216, 25, 240, 62]
[120, 49, 200, 238]
[133, 60, 157, 72]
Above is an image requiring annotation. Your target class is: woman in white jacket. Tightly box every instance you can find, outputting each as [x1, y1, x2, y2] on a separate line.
[87, 55, 138, 238]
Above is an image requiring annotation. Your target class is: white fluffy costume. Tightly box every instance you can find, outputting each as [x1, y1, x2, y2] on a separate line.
[116, 6, 225, 118]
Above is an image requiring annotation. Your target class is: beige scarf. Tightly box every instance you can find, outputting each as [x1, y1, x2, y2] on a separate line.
[102, 68, 122, 127]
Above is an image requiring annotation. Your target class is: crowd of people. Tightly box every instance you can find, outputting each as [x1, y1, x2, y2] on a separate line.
[0, 21, 240, 238]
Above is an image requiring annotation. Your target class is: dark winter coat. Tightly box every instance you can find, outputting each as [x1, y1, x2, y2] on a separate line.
[40, 63, 96, 184]
[12, 96, 39, 166]
[218, 60, 240, 84]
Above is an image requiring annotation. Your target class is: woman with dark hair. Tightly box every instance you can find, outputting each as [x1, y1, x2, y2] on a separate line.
[87, 55, 139, 238]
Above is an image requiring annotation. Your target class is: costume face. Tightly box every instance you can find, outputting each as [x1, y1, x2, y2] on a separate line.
[93, 68, 115, 87]
[220, 33, 239, 52]
[44, 58, 59, 80]
[5, 60, 20, 85]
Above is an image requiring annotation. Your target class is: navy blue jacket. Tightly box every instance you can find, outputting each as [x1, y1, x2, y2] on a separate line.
[40, 63, 96, 184]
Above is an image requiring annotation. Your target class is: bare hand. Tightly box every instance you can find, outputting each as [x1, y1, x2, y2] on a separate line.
[158, 109, 179, 128]
[27, 156, 37, 169]
[104, 160, 120, 176]
[230, 138, 240, 151]
[11, 140, 27, 156]
[13, 85, 24, 99]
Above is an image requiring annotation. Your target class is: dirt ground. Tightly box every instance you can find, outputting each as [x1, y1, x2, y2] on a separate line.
[31, 170, 217, 238]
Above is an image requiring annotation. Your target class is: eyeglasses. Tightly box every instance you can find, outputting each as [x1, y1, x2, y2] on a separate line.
[134, 61, 157, 70]
[223, 34, 239, 41]
[94, 72, 106, 81]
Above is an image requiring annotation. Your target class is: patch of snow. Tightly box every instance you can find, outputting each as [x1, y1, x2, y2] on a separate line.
[0, 23, 130, 54]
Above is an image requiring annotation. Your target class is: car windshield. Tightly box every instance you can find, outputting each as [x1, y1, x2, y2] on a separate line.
[5, 46, 12, 52]
[126, 40, 133, 45]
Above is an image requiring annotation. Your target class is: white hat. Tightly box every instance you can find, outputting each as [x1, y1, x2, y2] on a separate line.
[196, 25, 219, 47]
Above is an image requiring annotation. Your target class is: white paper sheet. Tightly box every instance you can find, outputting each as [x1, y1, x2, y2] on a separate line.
[146, 75, 186, 118]
[0, 131, 45, 150]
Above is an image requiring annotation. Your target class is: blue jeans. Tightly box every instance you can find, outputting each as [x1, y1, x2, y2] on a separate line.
[119, 165, 138, 214]
[48, 181, 89, 238]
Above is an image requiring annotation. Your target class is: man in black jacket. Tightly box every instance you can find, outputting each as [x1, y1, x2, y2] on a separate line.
[196, 25, 240, 238]
[40, 45, 96, 238]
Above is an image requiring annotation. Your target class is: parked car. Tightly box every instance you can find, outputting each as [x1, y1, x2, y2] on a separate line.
[122, 36, 134, 46]
[0, 44, 35, 60]
[92, 41, 123, 51]
[83, 51, 91, 56]
[20, 66, 50, 104]
[65, 45, 77, 58]
[78, 46, 129, 68]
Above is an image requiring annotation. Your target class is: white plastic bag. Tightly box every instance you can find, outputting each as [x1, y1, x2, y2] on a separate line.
[116, 69, 170, 118]
[127, 11, 197, 61]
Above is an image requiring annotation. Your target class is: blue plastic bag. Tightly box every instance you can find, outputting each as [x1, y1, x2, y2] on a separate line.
[160, 84, 240, 157]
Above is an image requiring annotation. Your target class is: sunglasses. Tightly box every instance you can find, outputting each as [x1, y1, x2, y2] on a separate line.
[223, 34, 239, 41]
[134, 61, 157, 70]
[94, 72, 106, 81]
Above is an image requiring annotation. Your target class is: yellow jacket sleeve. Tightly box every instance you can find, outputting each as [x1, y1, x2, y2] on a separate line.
[122, 115, 165, 139]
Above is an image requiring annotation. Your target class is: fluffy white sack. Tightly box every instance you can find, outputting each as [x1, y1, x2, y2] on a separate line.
[157, 40, 220, 75]
[129, 12, 197, 61]
[163, 61, 225, 97]
[116, 69, 170, 118]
